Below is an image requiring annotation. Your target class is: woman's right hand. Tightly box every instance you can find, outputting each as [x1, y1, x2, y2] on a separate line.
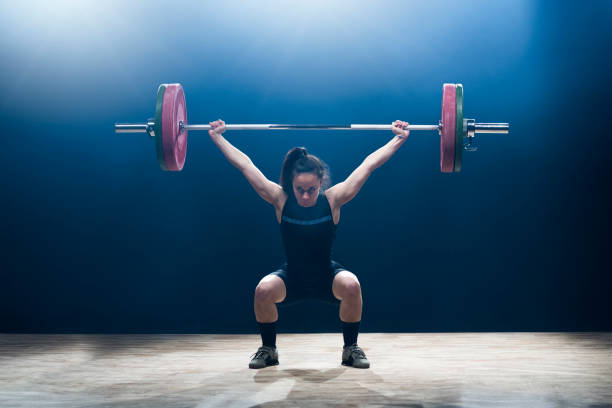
[209, 119, 226, 138]
[392, 120, 410, 139]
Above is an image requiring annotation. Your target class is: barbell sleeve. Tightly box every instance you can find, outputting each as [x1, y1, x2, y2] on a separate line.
[115, 124, 149, 133]
[474, 123, 509, 134]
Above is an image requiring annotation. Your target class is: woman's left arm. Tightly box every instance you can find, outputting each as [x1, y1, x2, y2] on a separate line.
[327, 120, 409, 208]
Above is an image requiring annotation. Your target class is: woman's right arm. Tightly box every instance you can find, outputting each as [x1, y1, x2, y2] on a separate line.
[209, 120, 284, 207]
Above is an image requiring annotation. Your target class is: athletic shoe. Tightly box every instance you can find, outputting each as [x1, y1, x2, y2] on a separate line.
[342, 343, 370, 368]
[249, 346, 279, 369]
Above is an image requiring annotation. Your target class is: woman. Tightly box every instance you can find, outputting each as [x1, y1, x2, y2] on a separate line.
[208, 119, 410, 369]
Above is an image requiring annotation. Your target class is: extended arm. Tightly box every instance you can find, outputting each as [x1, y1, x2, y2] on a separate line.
[209, 120, 283, 207]
[327, 120, 409, 208]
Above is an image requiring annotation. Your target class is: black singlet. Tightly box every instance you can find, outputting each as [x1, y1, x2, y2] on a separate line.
[280, 192, 336, 274]
[271, 191, 347, 305]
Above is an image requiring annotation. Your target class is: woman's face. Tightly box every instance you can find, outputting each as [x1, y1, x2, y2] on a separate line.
[292, 172, 322, 207]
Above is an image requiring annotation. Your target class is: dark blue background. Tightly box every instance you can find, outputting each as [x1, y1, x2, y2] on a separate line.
[1, 1, 610, 333]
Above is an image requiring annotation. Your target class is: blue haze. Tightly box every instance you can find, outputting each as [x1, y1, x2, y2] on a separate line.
[0, 1, 610, 333]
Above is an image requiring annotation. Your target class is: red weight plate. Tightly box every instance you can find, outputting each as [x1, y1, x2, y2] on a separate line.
[161, 83, 188, 171]
[440, 83, 456, 173]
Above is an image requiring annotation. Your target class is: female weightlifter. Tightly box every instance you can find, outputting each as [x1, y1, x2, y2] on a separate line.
[208, 119, 410, 369]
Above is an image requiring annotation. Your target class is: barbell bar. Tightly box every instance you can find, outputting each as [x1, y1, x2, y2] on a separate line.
[116, 123, 509, 133]
[117, 123, 442, 132]
[114, 83, 509, 172]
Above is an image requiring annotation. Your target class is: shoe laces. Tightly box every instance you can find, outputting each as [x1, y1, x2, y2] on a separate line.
[348, 345, 366, 359]
[251, 347, 271, 360]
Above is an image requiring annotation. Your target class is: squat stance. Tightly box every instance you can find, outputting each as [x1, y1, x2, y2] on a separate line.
[208, 119, 409, 369]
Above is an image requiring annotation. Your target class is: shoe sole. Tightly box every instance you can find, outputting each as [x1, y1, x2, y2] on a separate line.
[249, 359, 279, 369]
[342, 360, 370, 369]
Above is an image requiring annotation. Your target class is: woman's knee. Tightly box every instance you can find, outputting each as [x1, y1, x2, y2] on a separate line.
[333, 271, 361, 300]
[254, 275, 286, 304]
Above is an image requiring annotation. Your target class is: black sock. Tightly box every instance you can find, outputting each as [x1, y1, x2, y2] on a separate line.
[259, 322, 277, 348]
[342, 321, 360, 347]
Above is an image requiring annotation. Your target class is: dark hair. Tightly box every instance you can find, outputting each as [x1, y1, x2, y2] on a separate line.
[279, 147, 331, 196]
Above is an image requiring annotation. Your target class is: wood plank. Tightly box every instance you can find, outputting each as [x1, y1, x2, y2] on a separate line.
[0, 333, 611, 407]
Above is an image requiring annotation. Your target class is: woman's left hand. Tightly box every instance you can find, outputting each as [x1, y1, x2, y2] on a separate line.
[391, 120, 410, 139]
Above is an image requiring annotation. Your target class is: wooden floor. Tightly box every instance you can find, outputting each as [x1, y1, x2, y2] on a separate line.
[1, 333, 611, 408]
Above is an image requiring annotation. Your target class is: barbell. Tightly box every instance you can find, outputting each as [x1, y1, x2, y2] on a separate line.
[114, 83, 509, 173]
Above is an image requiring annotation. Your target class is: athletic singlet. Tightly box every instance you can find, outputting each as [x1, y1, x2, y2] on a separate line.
[280, 192, 337, 276]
